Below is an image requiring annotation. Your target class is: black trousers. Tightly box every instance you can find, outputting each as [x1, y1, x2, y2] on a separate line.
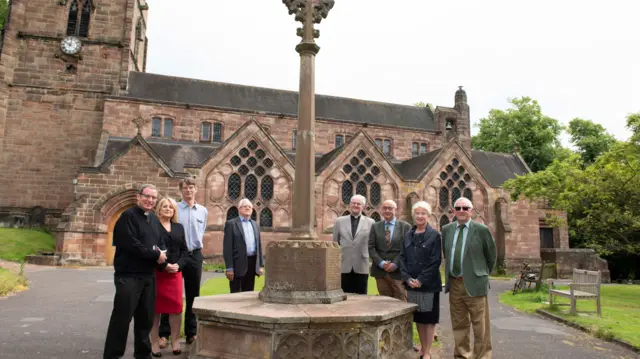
[103, 276, 155, 359]
[159, 250, 202, 339]
[341, 270, 368, 294]
[229, 255, 257, 293]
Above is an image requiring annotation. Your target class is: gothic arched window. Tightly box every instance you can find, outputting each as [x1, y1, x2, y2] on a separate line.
[213, 122, 223, 142]
[227, 139, 277, 227]
[260, 208, 273, 228]
[226, 206, 238, 221]
[245, 175, 257, 200]
[439, 187, 449, 209]
[370, 212, 381, 222]
[261, 176, 273, 201]
[439, 158, 475, 212]
[67, 0, 92, 37]
[439, 215, 450, 229]
[340, 150, 388, 216]
[227, 174, 241, 200]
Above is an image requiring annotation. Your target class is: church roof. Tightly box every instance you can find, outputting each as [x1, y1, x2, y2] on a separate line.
[123, 72, 437, 131]
[104, 136, 218, 171]
[469, 150, 529, 187]
[394, 149, 444, 181]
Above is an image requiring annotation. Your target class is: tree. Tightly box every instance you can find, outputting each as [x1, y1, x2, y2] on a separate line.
[504, 112, 640, 257]
[0, 0, 7, 31]
[567, 118, 617, 164]
[414, 101, 434, 111]
[472, 97, 564, 172]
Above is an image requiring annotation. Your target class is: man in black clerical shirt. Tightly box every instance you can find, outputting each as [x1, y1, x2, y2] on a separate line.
[332, 194, 375, 294]
[103, 184, 167, 359]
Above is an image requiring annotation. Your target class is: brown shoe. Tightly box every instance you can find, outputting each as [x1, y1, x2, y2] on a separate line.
[159, 337, 168, 349]
[186, 335, 197, 345]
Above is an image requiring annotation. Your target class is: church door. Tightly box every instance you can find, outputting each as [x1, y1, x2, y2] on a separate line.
[105, 205, 133, 265]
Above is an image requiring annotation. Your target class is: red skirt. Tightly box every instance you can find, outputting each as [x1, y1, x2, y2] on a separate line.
[155, 270, 183, 314]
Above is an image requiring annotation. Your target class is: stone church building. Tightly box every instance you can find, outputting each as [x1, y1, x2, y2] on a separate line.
[1, 0, 605, 275]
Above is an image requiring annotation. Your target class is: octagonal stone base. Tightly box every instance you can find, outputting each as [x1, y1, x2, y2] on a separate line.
[190, 292, 419, 359]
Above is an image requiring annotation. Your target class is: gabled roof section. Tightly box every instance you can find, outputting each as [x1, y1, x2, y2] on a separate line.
[104, 137, 220, 171]
[85, 135, 188, 177]
[470, 150, 530, 187]
[124, 72, 436, 131]
[395, 149, 444, 181]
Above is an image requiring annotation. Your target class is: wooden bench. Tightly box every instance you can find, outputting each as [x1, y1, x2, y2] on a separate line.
[548, 269, 601, 316]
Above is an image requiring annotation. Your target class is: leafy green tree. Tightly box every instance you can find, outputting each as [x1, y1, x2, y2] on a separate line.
[0, 0, 7, 31]
[472, 97, 564, 172]
[567, 118, 617, 164]
[504, 113, 640, 257]
[414, 101, 434, 111]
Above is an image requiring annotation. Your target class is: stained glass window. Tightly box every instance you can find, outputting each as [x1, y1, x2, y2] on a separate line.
[463, 188, 473, 202]
[213, 123, 223, 142]
[439, 215, 450, 228]
[370, 182, 381, 206]
[370, 212, 381, 222]
[248, 140, 258, 150]
[201, 122, 211, 142]
[261, 176, 273, 201]
[439, 187, 449, 209]
[245, 175, 257, 200]
[226, 206, 238, 221]
[341, 181, 353, 204]
[228, 174, 241, 200]
[451, 187, 461, 205]
[260, 208, 273, 228]
[356, 181, 367, 198]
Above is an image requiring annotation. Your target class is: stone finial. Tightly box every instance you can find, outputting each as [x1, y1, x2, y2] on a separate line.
[455, 85, 467, 105]
[132, 117, 147, 135]
[283, 0, 334, 40]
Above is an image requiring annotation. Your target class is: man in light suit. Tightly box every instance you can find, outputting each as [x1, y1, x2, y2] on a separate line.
[368, 199, 412, 301]
[333, 194, 375, 294]
[443, 197, 497, 359]
[223, 198, 265, 293]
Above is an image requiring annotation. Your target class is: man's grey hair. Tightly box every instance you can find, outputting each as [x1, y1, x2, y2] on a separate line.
[454, 197, 473, 209]
[411, 201, 432, 218]
[350, 194, 366, 206]
[238, 198, 253, 208]
[382, 199, 397, 208]
[138, 184, 157, 194]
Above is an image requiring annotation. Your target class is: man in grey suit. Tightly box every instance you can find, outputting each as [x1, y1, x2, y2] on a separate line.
[223, 198, 265, 293]
[333, 194, 375, 294]
[368, 199, 412, 301]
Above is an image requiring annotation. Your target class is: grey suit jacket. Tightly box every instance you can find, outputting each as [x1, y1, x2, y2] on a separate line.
[332, 215, 375, 274]
[368, 219, 412, 279]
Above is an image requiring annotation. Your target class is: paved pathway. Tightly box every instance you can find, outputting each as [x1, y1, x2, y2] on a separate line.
[0, 264, 637, 359]
[436, 279, 638, 359]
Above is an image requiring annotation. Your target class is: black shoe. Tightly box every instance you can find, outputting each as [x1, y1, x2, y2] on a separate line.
[172, 349, 182, 355]
[186, 336, 197, 345]
[152, 352, 163, 358]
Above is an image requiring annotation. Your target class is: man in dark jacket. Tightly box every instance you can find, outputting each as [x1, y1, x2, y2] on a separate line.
[368, 199, 412, 301]
[223, 198, 264, 293]
[103, 184, 166, 359]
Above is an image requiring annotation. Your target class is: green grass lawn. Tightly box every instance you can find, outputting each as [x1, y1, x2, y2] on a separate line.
[499, 284, 640, 348]
[0, 228, 55, 262]
[0, 266, 28, 296]
[197, 275, 431, 345]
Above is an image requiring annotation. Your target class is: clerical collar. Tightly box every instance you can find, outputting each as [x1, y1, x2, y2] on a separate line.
[350, 214, 361, 219]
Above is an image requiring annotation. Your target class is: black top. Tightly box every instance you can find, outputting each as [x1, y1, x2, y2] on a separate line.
[157, 222, 188, 272]
[399, 224, 443, 292]
[113, 206, 161, 278]
[350, 215, 360, 238]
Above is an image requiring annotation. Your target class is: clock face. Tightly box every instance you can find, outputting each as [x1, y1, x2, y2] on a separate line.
[60, 36, 82, 55]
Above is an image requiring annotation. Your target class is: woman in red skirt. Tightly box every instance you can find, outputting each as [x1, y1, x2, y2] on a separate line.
[151, 197, 187, 357]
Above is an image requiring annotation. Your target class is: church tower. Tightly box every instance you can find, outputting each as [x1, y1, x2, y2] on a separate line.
[0, 0, 148, 226]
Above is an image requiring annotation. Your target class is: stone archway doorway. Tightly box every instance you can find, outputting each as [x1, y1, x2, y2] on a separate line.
[105, 205, 134, 265]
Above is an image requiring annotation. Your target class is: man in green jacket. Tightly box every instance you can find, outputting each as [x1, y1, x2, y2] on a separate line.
[442, 197, 496, 359]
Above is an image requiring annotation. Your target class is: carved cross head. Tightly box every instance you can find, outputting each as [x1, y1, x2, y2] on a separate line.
[132, 116, 147, 135]
[283, 0, 334, 26]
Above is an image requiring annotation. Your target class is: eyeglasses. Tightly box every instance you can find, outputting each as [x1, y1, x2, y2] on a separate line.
[140, 194, 157, 201]
[455, 206, 471, 211]
[381, 206, 395, 210]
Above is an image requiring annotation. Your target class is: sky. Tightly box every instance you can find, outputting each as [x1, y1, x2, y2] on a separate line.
[145, 0, 639, 143]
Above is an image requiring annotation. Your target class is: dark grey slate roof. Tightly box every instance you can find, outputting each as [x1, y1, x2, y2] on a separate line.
[470, 150, 529, 186]
[394, 149, 443, 180]
[125, 72, 436, 131]
[104, 137, 218, 171]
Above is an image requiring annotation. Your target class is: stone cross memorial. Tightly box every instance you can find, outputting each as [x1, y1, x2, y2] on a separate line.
[190, 2, 419, 358]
